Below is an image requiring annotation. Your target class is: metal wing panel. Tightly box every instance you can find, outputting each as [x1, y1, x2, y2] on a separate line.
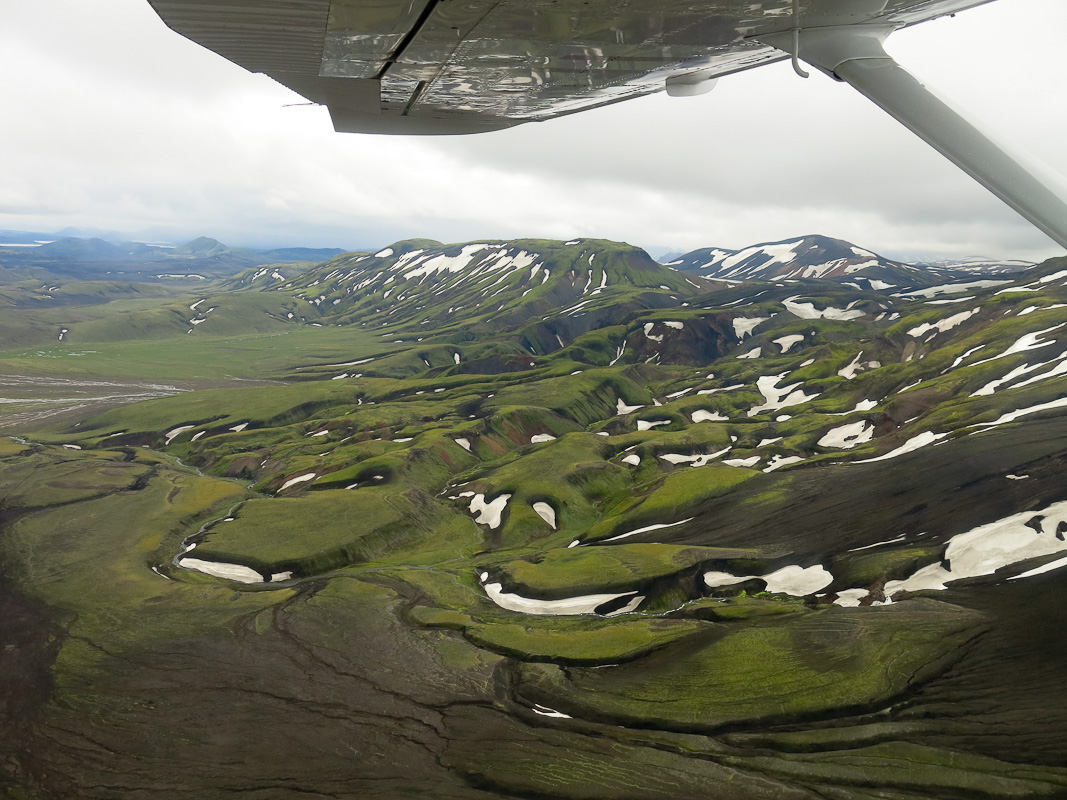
[147, 0, 1004, 134]
[401, 0, 790, 121]
[147, 0, 331, 79]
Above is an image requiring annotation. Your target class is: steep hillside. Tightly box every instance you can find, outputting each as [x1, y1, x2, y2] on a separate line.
[267, 238, 712, 338]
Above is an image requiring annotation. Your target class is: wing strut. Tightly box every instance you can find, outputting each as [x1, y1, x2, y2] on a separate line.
[760, 25, 1067, 250]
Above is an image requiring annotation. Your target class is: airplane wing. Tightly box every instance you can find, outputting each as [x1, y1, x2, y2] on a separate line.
[146, 0, 991, 135]
[147, 0, 1067, 250]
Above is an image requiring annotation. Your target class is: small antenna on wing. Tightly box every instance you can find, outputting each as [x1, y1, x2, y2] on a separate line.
[791, 0, 810, 78]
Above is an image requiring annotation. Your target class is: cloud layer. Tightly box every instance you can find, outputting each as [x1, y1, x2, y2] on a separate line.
[2, 0, 1065, 261]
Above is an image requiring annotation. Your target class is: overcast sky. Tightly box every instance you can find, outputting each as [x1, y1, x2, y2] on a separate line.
[2, 0, 1065, 262]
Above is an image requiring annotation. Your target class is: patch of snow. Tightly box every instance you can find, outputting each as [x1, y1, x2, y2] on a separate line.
[854, 431, 948, 463]
[606, 596, 645, 616]
[179, 558, 263, 584]
[531, 704, 572, 719]
[455, 438, 472, 452]
[621, 454, 641, 466]
[834, 588, 870, 607]
[848, 534, 908, 552]
[968, 396, 1067, 432]
[1010, 554, 1067, 581]
[773, 334, 805, 353]
[763, 455, 804, 472]
[702, 572, 749, 588]
[164, 425, 196, 445]
[532, 502, 556, 529]
[907, 307, 980, 338]
[733, 316, 770, 339]
[531, 434, 556, 443]
[829, 399, 878, 416]
[944, 345, 985, 372]
[736, 347, 762, 359]
[229, 422, 249, 432]
[971, 362, 1048, 396]
[818, 420, 875, 449]
[885, 499, 1067, 595]
[483, 583, 638, 615]
[838, 352, 866, 380]
[748, 373, 819, 417]
[637, 419, 671, 431]
[723, 456, 761, 468]
[691, 409, 728, 423]
[783, 296, 864, 321]
[279, 473, 317, 491]
[703, 564, 831, 597]
[897, 280, 1010, 299]
[658, 447, 731, 467]
[469, 493, 511, 529]
[271, 571, 293, 582]
[762, 565, 833, 595]
[616, 398, 644, 415]
[604, 517, 694, 542]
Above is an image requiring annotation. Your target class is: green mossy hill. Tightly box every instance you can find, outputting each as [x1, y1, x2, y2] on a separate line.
[489, 543, 759, 598]
[267, 238, 706, 338]
[463, 616, 706, 665]
[516, 599, 983, 732]
[188, 487, 482, 575]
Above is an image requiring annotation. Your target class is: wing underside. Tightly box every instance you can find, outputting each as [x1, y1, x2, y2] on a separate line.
[146, 0, 994, 134]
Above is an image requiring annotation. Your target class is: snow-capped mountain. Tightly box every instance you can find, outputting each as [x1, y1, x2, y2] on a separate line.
[271, 238, 709, 335]
[665, 234, 933, 290]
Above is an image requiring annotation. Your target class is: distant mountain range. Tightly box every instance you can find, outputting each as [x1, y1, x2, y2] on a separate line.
[663, 234, 1032, 289]
[0, 231, 347, 282]
[0, 229, 1037, 293]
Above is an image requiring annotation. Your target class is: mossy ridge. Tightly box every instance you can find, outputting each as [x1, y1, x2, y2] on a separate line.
[673, 595, 810, 622]
[516, 600, 984, 733]
[491, 543, 759, 598]
[188, 485, 481, 575]
[462, 617, 707, 666]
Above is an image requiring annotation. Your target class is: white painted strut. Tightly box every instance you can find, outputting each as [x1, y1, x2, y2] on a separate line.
[760, 25, 1067, 251]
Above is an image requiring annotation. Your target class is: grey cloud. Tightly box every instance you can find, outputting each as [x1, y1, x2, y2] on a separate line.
[1, 0, 1064, 262]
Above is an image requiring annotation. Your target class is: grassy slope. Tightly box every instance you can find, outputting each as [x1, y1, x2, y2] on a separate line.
[4, 249, 1067, 797]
